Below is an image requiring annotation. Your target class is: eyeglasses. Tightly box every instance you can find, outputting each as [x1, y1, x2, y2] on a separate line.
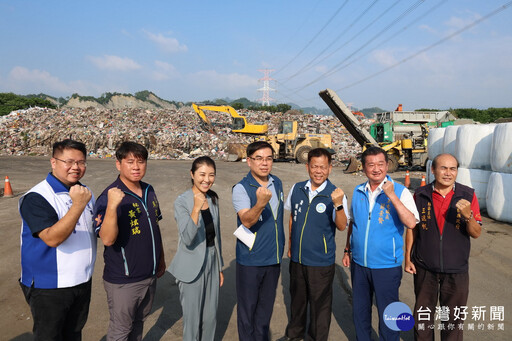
[54, 157, 87, 167]
[249, 156, 274, 163]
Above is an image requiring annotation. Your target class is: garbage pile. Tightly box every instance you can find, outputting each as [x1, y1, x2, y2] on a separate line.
[0, 107, 370, 163]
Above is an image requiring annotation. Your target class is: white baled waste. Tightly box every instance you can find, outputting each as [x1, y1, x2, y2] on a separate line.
[490, 122, 512, 173]
[486, 172, 512, 223]
[442, 125, 459, 157]
[456, 167, 492, 210]
[427, 128, 446, 160]
[425, 159, 434, 185]
[455, 124, 495, 170]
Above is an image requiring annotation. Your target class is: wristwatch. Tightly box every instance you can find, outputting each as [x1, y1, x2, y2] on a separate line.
[335, 204, 344, 211]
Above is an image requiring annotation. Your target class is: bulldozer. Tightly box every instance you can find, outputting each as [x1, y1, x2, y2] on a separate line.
[192, 103, 334, 163]
[319, 89, 453, 173]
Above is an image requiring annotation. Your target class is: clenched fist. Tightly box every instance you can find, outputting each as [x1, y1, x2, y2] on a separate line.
[69, 185, 92, 208]
[456, 199, 472, 219]
[107, 187, 125, 208]
[256, 187, 272, 206]
[382, 181, 395, 197]
[331, 187, 345, 206]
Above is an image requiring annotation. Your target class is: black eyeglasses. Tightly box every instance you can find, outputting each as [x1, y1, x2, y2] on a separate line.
[54, 158, 87, 167]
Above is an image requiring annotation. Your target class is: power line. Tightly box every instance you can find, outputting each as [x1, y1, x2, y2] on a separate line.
[295, 0, 425, 92]
[281, 0, 382, 83]
[273, 0, 349, 77]
[336, 1, 512, 91]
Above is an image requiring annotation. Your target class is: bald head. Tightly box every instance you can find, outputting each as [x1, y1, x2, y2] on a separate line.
[431, 153, 459, 189]
[432, 153, 459, 170]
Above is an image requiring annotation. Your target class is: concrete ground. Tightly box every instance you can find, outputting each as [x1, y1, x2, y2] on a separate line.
[1, 156, 510, 340]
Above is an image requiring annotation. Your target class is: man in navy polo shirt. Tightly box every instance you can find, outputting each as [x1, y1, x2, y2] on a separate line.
[284, 147, 349, 341]
[19, 139, 96, 341]
[232, 140, 285, 341]
[94, 141, 165, 341]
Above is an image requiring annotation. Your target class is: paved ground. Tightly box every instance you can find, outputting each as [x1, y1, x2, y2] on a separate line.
[1, 156, 511, 340]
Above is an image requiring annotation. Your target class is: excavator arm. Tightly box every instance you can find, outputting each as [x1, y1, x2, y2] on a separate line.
[192, 103, 268, 134]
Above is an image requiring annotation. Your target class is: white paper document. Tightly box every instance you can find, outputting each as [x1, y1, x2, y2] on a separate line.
[233, 224, 256, 249]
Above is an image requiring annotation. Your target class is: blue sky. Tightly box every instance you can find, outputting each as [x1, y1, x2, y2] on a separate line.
[1, 0, 511, 111]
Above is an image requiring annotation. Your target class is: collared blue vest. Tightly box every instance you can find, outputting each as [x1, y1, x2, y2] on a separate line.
[235, 172, 285, 266]
[290, 179, 337, 266]
[351, 176, 406, 269]
[19, 173, 96, 289]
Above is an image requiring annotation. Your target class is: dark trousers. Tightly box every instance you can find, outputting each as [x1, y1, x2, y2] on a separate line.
[413, 266, 469, 341]
[20, 279, 92, 341]
[236, 262, 281, 341]
[351, 262, 402, 341]
[286, 261, 335, 341]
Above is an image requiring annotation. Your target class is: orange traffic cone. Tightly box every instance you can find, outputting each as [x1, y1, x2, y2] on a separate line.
[3, 176, 14, 197]
[404, 170, 411, 188]
[420, 175, 426, 187]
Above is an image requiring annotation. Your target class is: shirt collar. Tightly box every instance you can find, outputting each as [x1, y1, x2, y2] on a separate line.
[46, 172, 81, 193]
[305, 179, 327, 194]
[364, 175, 391, 193]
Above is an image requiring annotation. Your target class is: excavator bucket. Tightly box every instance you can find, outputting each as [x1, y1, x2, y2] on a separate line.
[344, 156, 361, 174]
[227, 143, 246, 162]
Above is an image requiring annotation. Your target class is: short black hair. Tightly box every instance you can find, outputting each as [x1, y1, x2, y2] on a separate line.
[52, 139, 86, 158]
[191, 156, 218, 204]
[115, 141, 148, 161]
[361, 146, 388, 166]
[246, 141, 274, 158]
[307, 147, 332, 164]
[432, 153, 459, 169]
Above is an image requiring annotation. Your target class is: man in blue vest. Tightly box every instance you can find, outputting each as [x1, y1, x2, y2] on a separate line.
[342, 146, 419, 340]
[19, 139, 96, 340]
[284, 147, 349, 341]
[405, 153, 482, 340]
[232, 141, 285, 341]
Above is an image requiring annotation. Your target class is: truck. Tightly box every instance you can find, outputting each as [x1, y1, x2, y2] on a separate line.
[318, 89, 455, 172]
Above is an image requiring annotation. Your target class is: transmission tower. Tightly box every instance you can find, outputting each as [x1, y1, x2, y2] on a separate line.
[257, 69, 276, 106]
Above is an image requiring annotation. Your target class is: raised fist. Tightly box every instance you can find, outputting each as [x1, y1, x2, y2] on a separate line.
[107, 187, 125, 208]
[331, 187, 345, 206]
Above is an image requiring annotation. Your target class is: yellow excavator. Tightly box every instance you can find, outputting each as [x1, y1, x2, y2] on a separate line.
[192, 103, 268, 134]
[192, 103, 333, 163]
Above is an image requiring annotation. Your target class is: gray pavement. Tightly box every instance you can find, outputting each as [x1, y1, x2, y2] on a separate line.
[1, 156, 511, 340]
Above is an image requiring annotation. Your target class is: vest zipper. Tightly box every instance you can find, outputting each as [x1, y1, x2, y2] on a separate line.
[124, 189, 157, 276]
[323, 235, 327, 254]
[249, 232, 257, 251]
[121, 247, 129, 276]
[364, 211, 371, 267]
[393, 237, 396, 263]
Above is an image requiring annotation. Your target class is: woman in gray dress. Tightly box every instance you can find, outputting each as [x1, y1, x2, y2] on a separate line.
[169, 156, 224, 341]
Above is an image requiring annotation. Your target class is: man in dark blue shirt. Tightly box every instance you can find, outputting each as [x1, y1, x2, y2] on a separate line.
[94, 141, 165, 341]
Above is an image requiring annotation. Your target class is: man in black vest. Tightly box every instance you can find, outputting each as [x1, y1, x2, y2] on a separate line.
[405, 153, 482, 340]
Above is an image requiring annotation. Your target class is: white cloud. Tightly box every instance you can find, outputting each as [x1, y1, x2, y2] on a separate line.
[151, 60, 179, 81]
[189, 70, 257, 90]
[1, 66, 105, 96]
[7, 66, 70, 93]
[370, 49, 399, 67]
[144, 30, 188, 54]
[87, 55, 142, 71]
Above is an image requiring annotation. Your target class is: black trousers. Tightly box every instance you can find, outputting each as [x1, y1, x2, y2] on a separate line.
[413, 266, 469, 341]
[236, 263, 281, 341]
[286, 261, 335, 341]
[20, 279, 92, 341]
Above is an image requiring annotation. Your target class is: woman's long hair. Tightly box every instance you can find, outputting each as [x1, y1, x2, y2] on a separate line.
[191, 156, 218, 205]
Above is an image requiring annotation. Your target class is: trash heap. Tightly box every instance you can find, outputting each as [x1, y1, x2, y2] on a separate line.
[0, 106, 370, 164]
